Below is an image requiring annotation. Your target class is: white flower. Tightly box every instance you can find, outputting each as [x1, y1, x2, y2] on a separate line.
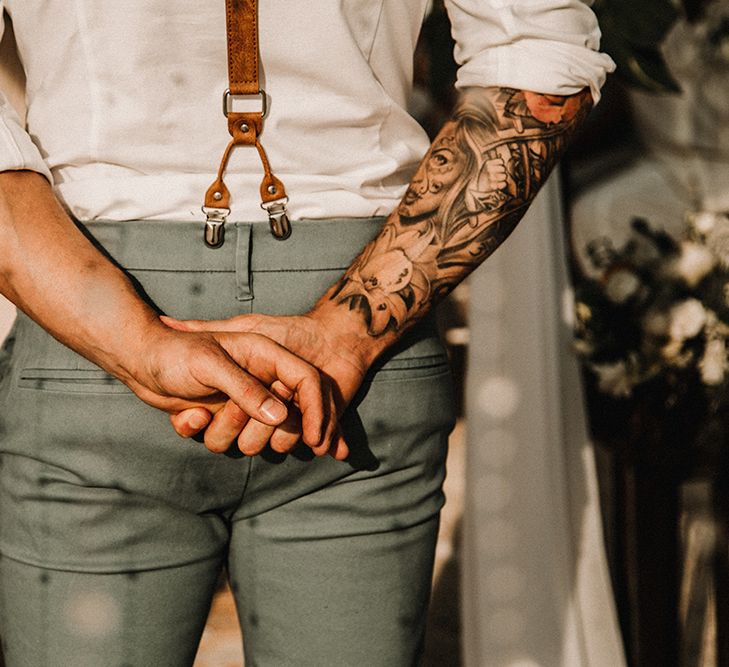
[670, 241, 716, 287]
[668, 299, 707, 341]
[604, 268, 641, 303]
[661, 339, 685, 362]
[575, 302, 591, 323]
[591, 361, 633, 397]
[700, 338, 727, 385]
[572, 339, 594, 357]
[705, 217, 729, 269]
[688, 211, 721, 235]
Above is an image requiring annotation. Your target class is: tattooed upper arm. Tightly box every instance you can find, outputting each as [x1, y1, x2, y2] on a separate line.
[329, 86, 593, 337]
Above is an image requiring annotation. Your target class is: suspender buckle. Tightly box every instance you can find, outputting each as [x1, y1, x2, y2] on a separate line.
[262, 198, 291, 240]
[202, 206, 230, 248]
[222, 89, 268, 118]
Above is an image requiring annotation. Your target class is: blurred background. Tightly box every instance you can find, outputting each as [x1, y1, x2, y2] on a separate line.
[4, 1, 729, 665]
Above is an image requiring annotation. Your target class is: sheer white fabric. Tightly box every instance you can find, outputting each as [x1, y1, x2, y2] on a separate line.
[532, 8, 729, 663]
[462, 175, 626, 667]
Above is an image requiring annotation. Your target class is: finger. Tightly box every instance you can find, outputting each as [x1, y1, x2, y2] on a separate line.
[169, 407, 212, 438]
[269, 407, 303, 454]
[160, 314, 259, 334]
[204, 399, 252, 453]
[309, 440, 331, 457]
[215, 333, 325, 443]
[266, 381, 301, 453]
[194, 341, 290, 427]
[309, 420, 340, 458]
[329, 432, 350, 461]
[270, 380, 294, 402]
[307, 382, 338, 457]
[238, 419, 275, 457]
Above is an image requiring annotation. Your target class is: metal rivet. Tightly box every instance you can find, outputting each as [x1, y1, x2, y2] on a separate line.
[240, 123, 249, 133]
[213, 191, 223, 201]
[267, 185, 277, 195]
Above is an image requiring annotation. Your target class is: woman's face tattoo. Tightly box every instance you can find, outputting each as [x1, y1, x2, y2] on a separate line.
[397, 124, 464, 221]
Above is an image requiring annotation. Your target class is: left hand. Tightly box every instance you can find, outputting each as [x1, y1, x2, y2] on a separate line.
[160, 312, 372, 460]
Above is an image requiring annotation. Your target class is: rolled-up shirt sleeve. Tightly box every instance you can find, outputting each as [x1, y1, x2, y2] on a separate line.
[444, 0, 616, 103]
[0, 4, 52, 182]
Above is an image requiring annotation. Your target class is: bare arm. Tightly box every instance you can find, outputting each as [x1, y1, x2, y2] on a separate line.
[0, 171, 337, 452]
[168, 85, 593, 449]
[0, 171, 164, 380]
[312, 86, 592, 360]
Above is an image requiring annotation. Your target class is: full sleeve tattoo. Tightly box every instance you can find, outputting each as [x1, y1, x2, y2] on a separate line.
[319, 86, 592, 346]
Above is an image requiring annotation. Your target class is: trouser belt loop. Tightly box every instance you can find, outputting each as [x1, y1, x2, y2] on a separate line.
[234, 222, 254, 302]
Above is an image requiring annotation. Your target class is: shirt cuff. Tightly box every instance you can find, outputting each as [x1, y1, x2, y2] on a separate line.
[456, 40, 616, 104]
[0, 96, 53, 183]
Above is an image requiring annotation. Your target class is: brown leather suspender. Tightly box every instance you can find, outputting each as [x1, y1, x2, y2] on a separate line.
[202, 0, 291, 248]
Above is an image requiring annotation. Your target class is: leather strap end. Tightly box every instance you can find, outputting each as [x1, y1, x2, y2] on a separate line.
[260, 173, 287, 203]
[228, 112, 262, 144]
[204, 179, 231, 209]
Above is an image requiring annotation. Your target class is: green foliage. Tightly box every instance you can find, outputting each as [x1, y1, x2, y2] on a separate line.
[594, 0, 682, 93]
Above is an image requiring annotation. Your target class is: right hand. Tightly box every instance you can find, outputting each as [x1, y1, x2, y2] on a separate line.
[118, 326, 336, 455]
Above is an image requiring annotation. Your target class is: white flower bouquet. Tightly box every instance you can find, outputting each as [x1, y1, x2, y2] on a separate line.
[574, 212, 729, 400]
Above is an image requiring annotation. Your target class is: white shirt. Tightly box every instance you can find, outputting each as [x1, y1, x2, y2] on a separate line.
[0, 0, 614, 223]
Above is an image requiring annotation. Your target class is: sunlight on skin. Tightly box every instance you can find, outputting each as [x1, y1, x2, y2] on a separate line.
[172, 86, 593, 453]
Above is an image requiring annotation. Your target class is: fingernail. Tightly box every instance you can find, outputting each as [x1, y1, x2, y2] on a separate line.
[260, 398, 287, 422]
[189, 414, 208, 431]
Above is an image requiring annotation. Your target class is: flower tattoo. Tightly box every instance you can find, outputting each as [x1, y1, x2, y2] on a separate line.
[333, 224, 438, 335]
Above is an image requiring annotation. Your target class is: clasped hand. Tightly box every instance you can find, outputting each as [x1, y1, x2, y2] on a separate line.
[133, 313, 369, 461]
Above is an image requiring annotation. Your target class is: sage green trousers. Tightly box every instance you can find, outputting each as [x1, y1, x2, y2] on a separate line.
[0, 218, 456, 666]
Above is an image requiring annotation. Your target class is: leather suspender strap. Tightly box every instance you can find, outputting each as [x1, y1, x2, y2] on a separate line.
[202, 0, 291, 248]
[226, 0, 258, 96]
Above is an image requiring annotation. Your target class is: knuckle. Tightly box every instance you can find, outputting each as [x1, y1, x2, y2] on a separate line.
[301, 367, 321, 390]
[239, 381, 265, 404]
[226, 402, 248, 428]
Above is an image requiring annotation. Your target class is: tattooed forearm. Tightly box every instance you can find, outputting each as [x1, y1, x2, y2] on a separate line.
[327, 86, 592, 337]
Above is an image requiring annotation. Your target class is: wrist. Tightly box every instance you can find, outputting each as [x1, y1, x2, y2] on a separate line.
[308, 293, 395, 370]
[114, 310, 180, 388]
[91, 308, 174, 389]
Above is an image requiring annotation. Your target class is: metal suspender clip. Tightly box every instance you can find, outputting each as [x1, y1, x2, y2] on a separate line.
[262, 198, 291, 240]
[202, 206, 229, 248]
